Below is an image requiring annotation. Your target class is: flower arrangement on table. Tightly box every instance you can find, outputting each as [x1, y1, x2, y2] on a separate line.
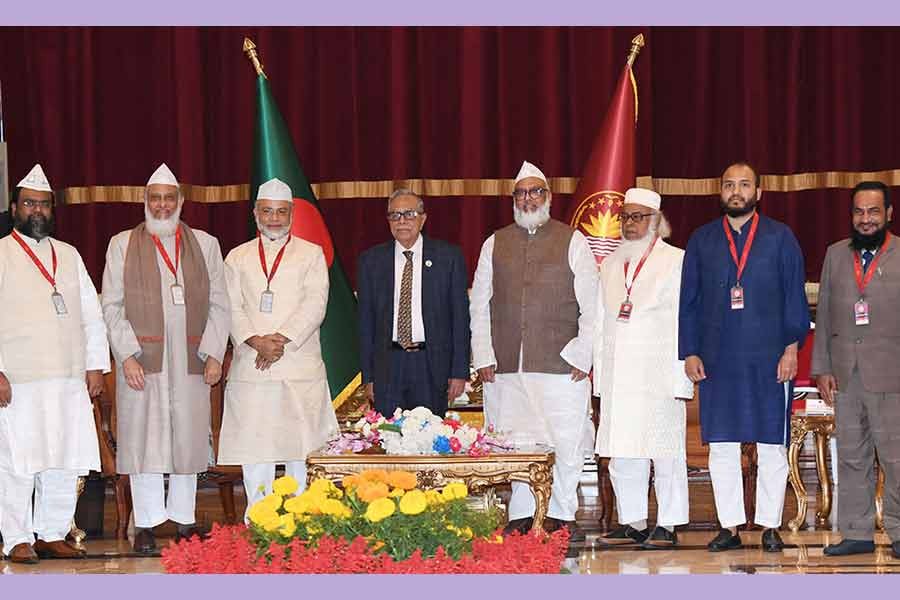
[326, 406, 510, 456]
[161, 471, 569, 574]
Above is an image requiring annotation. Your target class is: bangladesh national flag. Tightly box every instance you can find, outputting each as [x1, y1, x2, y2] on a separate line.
[249, 72, 361, 407]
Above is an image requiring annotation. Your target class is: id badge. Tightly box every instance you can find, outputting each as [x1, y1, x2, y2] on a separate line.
[260, 290, 274, 313]
[854, 299, 870, 326]
[51, 291, 68, 316]
[616, 300, 633, 323]
[171, 284, 185, 305]
[730, 285, 744, 310]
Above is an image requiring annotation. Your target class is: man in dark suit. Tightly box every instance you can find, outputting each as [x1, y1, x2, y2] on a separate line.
[357, 188, 470, 417]
[812, 180, 900, 559]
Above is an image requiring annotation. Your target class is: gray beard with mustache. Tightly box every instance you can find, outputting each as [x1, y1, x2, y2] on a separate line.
[14, 213, 55, 241]
[513, 199, 551, 232]
[145, 203, 182, 237]
[255, 216, 292, 241]
[616, 229, 655, 263]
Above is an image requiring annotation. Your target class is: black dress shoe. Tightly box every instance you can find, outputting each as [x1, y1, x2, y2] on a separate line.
[823, 539, 875, 556]
[175, 524, 206, 542]
[641, 526, 677, 550]
[707, 528, 742, 552]
[133, 527, 157, 554]
[892, 541, 900, 559]
[598, 524, 649, 546]
[761, 528, 784, 552]
[503, 517, 534, 535]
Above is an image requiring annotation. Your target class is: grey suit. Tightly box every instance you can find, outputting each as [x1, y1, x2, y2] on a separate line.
[811, 234, 900, 541]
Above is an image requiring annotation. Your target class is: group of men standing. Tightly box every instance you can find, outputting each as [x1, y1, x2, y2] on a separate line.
[1, 156, 898, 564]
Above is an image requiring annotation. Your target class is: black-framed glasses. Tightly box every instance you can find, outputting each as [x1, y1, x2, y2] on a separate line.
[387, 209, 423, 222]
[512, 187, 547, 201]
[620, 211, 654, 224]
[20, 199, 53, 209]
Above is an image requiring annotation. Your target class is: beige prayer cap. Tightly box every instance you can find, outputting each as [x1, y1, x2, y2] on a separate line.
[17, 164, 52, 192]
[147, 163, 179, 187]
[624, 187, 661, 211]
[257, 177, 293, 203]
[514, 160, 548, 185]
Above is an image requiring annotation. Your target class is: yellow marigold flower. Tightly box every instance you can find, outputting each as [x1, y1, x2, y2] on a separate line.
[308, 477, 337, 496]
[398, 489, 428, 515]
[277, 513, 296, 537]
[262, 513, 283, 532]
[342, 473, 362, 490]
[261, 493, 284, 510]
[283, 496, 311, 515]
[388, 487, 406, 498]
[386, 470, 418, 490]
[247, 502, 279, 526]
[360, 469, 390, 484]
[320, 498, 350, 518]
[365, 497, 396, 522]
[489, 534, 504, 544]
[424, 489, 443, 505]
[357, 481, 390, 503]
[272, 475, 299, 497]
[441, 482, 468, 500]
[461, 527, 474, 540]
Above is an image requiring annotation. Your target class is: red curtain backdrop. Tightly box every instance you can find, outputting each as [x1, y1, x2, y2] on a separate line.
[1, 26, 898, 286]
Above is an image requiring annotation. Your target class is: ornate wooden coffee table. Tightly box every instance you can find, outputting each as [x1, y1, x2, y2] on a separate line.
[306, 444, 555, 531]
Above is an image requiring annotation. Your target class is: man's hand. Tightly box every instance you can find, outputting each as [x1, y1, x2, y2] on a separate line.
[247, 334, 286, 370]
[204, 356, 223, 386]
[816, 374, 838, 406]
[0, 373, 11, 408]
[447, 378, 466, 401]
[477, 365, 496, 384]
[123, 356, 146, 391]
[570, 368, 588, 382]
[685, 355, 706, 383]
[86, 370, 104, 398]
[777, 343, 799, 383]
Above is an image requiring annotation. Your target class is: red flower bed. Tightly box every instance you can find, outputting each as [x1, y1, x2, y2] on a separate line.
[161, 523, 570, 574]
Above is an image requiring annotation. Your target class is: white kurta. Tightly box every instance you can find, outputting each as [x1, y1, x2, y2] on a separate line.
[219, 234, 338, 465]
[0, 235, 108, 476]
[470, 226, 598, 521]
[594, 239, 694, 459]
[101, 227, 230, 474]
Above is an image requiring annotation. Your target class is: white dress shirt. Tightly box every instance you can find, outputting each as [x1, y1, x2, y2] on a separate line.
[392, 234, 425, 344]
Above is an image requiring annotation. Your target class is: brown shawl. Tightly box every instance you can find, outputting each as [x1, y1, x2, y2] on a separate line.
[123, 222, 209, 375]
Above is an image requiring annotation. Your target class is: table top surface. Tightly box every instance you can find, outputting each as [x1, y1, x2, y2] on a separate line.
[308, 443, 554, 464]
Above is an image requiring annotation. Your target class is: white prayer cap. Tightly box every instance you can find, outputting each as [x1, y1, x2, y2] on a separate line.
[17, 164, 52, 192]
[146, 163, 178, 187]
[624, 187, 661, 211]
[256, 177, 293, 203]
[514, 160, 548, 185]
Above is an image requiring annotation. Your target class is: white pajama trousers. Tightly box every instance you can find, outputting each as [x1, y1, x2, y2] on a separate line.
[609, 457, 689, 527]
[130, 473, 198, 528]
[241, 461, 308, 523]
[0, 469, 79, 553]
[708, 442, 788, 529]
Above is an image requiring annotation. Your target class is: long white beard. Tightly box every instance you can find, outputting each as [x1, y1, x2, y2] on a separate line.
[144, 203, 182, 237]
[255, 216, 292, 241]
[615, 230, 655, 263]
[513, 199, 551, 232]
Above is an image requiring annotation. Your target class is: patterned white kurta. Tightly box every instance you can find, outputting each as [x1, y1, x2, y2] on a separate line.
[594, 239, 694, 459]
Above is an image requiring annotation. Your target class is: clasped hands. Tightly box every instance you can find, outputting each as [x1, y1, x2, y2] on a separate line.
[247, 333, 291, 371]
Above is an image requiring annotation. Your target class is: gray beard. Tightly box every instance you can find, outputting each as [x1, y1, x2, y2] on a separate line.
[255, 216, 291, 241]
[615, 231, 655, 263]
[513, 200, 551, 232]
[145, 204, 182, 237]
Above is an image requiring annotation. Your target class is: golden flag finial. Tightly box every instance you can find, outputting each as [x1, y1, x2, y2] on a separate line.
[243, 37, 267, 79]
[626, 33, 645, 67]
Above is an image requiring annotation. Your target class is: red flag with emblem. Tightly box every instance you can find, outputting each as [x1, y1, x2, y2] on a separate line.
[568, 34, 644, 264]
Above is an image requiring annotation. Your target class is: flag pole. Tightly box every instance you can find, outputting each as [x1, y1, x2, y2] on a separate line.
[242, 37, 267, 79]
[626, 33, 645, 67]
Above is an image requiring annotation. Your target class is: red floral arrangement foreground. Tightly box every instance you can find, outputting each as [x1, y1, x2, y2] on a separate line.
[161, 524, 570, 574]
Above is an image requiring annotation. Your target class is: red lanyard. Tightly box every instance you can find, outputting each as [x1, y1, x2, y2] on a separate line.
[151, 227, 181, 278]
[722, 212, 760, 284]
[11, 229, 58, 290]
[623, 236, 658, 300]
[853, 232, 891, 297]
[258, 233, 291, 290]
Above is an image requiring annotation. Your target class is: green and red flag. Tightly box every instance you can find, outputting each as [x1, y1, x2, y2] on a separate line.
[247, 48, 361, 407]
[567, 34, 644, 264]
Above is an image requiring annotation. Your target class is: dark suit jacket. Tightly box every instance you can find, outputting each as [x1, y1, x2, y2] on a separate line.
[811, 234, 900, 392]
[357, 235, 470, 407]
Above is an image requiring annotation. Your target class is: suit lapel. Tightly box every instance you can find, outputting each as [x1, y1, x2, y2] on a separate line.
[874, 232, 898, 271]
[383, 242, 396, 338]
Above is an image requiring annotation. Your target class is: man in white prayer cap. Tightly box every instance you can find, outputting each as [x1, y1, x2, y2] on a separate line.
[594, 188, 694, 549]
[470, 161, 598, 540]
[101, 163, 230, 553]
[219, 177, 338, 521]
[0, 164, 109, 563]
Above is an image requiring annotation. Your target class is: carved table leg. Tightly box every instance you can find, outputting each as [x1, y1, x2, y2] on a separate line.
[875, 456, 885, 531]
[813, 430, 833, 528]
[528, 461, 553, 532]
[68, 476, 87, 547]
[787, 422, 808, 532]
